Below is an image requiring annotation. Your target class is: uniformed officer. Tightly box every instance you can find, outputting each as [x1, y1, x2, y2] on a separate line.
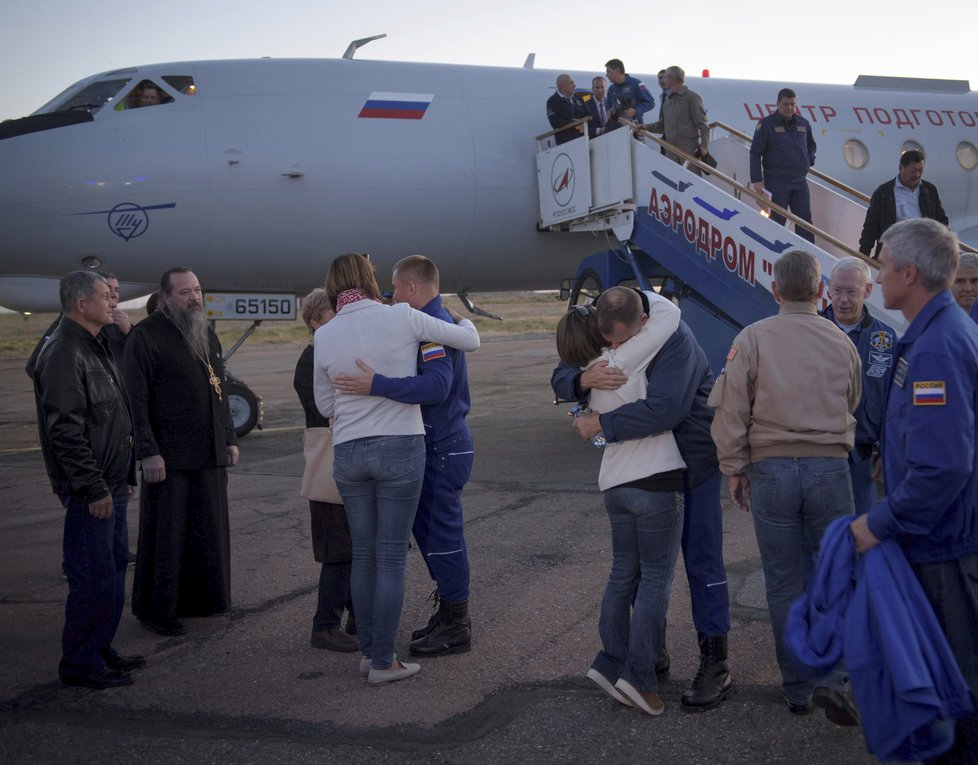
[821, 257, 896, 516]
[749, 88, 817, 243]
[851, 218, 978, 760]
[332, 255, 475, 657]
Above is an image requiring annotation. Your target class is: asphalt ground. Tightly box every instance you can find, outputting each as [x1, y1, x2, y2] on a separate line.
[0, 334, 882, 764]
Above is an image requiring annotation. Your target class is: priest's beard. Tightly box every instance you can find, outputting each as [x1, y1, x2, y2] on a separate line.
[165, 304, 211, 361]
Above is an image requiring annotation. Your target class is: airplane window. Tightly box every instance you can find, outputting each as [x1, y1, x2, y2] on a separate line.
[957, 142, 978, 171]
[900, 140, 924, 156]
[53, 79, 132, 114]
[843, 139, 869, 169]
[162, 76, 196, 95]
[116, 80, 176, 110]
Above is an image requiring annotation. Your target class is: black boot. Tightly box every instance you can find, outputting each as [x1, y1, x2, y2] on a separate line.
[410, 590, 441, 641]
[681, 633, 733, 712]
[409, 598, 471, 656]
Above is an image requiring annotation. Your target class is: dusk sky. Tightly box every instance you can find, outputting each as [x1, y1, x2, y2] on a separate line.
[1, 0, 974, 122]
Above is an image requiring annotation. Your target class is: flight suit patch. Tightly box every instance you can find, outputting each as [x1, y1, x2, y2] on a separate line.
[420, 343, 446, 362]
[869, 331, 893, 351]
[913, 380, 946, 406]
[866, 364, 888, 378]
[893, 357, 909, 388]
[868, 351, 892, 367]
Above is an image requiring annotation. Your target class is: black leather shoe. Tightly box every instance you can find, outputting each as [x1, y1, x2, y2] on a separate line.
[141, 618, 186, 636]
[61, 668, 133, 690]
[784, 694, 813, 716]
[814, 687, 860, 726]
[105, 654, 147, 672]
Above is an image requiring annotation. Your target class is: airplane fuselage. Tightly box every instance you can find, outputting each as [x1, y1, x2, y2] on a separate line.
[1, 58, 976, 310]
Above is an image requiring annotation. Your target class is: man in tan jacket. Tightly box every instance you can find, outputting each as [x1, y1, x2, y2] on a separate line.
[708, 250, 861, 722]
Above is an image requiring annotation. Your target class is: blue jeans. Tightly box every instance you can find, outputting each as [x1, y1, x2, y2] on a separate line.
[334, 435, 425, 670]
[59, 493, 129, 678]
[749, 457, 854, 704]
[591, 486, 684, 693]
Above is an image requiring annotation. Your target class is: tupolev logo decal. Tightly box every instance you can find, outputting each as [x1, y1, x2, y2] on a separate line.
[74, 202, 176, 241]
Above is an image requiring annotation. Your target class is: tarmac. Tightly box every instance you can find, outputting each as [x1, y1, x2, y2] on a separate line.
[0, 333, 881, 764]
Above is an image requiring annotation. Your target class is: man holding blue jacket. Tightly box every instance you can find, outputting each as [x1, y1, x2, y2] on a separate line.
[850, 218, 978, 761]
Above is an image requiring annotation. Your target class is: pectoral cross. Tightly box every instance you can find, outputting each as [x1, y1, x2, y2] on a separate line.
[207, 363, 223, 400]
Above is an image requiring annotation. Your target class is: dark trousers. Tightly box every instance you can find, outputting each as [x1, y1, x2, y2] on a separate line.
[766, 180, 815, 243]
[413, 430, 474, 602]
[59, 493, 128, 678]
[914, 554, 978, 765]
[309, 500, 354, 631]
[682, 470, 730, 636]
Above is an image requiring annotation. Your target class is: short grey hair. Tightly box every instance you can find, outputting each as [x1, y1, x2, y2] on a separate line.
[665, 66, 685, 84]
[881, 218, 958, 292]
[830, 256, 871, 284]
[958, 252, 978, 271]
[59, 270, 105, 312]
[773, 250, 821, 301]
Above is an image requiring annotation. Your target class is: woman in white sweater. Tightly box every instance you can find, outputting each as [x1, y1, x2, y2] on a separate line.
[314, 254, 480, 686]
[555, 288, 686, 715]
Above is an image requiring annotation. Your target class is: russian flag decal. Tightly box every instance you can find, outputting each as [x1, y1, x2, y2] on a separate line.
[913, 380, 946, 406]
[420, 343, 446, 362]
[359, 92, 434, 120]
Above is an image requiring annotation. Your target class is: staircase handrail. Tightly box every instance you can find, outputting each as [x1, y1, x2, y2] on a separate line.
[624, 121, 881, 269]
[708, 120, 977, 255]
[708, 121, 872, 203]
[535, 116, 592, 144]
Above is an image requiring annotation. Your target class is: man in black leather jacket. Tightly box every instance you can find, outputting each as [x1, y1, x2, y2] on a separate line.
[33, 270, 142, 690]
[858, 150, 948, 257]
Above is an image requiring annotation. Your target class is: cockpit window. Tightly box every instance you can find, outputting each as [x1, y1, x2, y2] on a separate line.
[163, 76, 196, 95]
[115, 79, 176, 111]
[52, 78, 132, 115]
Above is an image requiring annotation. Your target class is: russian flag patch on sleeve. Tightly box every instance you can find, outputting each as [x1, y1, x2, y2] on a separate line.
[420, 343, 446, 362]
[913, 380, 946, 406]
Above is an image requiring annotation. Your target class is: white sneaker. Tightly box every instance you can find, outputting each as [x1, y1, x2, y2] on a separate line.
[586, 668, 634, 707]
[367, 660, 421, 687]
[614, 678, 665, 716]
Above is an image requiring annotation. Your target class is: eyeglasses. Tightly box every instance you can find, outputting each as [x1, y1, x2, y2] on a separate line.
[828, 287, 862, 299]
[570, 304, 595, 317]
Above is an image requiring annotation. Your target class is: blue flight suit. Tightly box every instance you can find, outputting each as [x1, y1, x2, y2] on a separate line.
[749, 110, 817, 242]
[866, 290, 978, 758]
[821, 305, 896, 515]
[551, 322, 730, 636]
[606, 75, 655, 125]
[369, 295, 473, 601]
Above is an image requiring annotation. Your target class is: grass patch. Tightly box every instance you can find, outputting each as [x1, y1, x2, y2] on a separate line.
[0, 292, 569, 360]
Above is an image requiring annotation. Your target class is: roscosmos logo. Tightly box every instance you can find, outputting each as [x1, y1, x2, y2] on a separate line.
[551, 153, 575, 207]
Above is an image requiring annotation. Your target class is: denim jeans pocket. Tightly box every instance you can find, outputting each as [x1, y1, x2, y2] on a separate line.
[332, 442, 355, 483]
[379, 435, 424, 482]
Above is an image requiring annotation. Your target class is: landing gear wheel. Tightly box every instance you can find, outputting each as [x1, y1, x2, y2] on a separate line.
[226, 382, 260, 438]
[569, 268, 603, 307]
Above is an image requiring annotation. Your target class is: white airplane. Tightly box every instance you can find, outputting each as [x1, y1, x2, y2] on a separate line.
[2, 42, 976, 432]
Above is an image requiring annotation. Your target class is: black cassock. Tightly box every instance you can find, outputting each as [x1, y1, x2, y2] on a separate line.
[123, 312, 236, 622]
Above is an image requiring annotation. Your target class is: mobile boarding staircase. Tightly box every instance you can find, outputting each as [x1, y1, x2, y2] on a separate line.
[535, 120, 906, 375]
